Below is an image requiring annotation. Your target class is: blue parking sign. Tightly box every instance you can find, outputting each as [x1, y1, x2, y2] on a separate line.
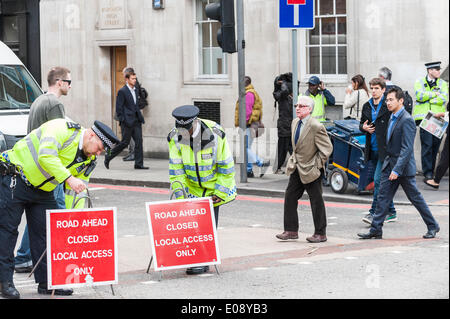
[279, 0, 315, 29]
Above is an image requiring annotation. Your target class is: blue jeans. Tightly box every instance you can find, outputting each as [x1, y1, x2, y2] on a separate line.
[369, 157, 396, 215]
[246, 128, 263, 172]
[14, 184, 65, 266]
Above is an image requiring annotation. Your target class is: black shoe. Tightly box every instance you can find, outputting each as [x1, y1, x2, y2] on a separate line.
[423, 227, 440, 239]
[258, 160, 271, 177]
[0, 281, 20, 299]
[123, 154, 135, 161]
[247, 171, 255, 178]
[186, 266, 209, 275]
[104, 155, 111, 169]
[357, 232, 382, 239]
[134, 165, 149, 169]
[38, 283, 73, 296]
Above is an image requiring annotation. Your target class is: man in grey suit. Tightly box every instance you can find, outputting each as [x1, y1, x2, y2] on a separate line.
[358, 87, 440, 240]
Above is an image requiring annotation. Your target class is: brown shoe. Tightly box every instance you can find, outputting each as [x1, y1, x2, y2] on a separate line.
[306, 234, 327, 243]
[276, 231, 299, 240]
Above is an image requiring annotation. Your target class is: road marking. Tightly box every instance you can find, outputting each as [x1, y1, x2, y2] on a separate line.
[328, 217, 338, 220]
[253, 267, 269, 271]
[249, 224, 264, 228]
[344, 256, 358, 260]
[328, 222, 338, 226]
[89, 183, 372, 209]
[88, 187, 106, 191]
[141, 281, 159, 285]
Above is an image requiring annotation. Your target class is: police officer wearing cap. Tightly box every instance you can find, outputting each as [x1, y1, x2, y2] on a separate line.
[0, 118, 119, 299]
[414, 61, 449, 180]
[299, 76, 336, 122]
[168, 105, 236, 275]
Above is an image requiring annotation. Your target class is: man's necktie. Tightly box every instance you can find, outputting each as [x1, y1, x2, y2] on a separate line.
[295, 120, 302, 145]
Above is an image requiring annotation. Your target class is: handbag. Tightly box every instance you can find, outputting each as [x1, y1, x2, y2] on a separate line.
[250, 120, 265, 138]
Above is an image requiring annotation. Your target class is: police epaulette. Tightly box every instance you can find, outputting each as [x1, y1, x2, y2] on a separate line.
[212, 125, 225, 138]
[66, 121, 81, 130]
[167, 128, 177, 142]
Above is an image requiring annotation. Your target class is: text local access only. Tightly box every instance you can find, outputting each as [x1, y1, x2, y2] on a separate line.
[52, 218, 112, 261]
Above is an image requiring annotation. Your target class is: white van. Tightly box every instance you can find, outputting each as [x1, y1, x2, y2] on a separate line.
[0, 40, 42, 152]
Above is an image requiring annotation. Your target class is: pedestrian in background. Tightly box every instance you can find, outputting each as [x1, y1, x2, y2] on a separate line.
[273, 72, 295, 174]
[235, 76, 270, 178]
[343, 74, 370, 120]
[105, 69, 148, 170]
[413, 61, 449, 181]
[300, 76, 335, 123]
[425, 105, 449, 189]
[14, 66, 72, 274]
[379, 66, 414, 114]
[360, 78, 398, 225]
[276, 96, 333, 243]
[121, 67, 149, 162]
[358, 87, 440, 240]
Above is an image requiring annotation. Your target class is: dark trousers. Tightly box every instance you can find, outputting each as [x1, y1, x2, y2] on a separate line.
[283, 169, 327, 235]
[370, 169, 439, 234]
[420, 129, 441, 177]
[434, 131, 449, 183]
[277, 137, 293, 170]
[110, 123, 144, 167]
[0, 175, 57, 283]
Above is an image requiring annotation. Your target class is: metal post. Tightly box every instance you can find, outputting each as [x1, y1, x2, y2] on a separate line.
[236, 0, 247, 183]
[292, 29, 298, 117]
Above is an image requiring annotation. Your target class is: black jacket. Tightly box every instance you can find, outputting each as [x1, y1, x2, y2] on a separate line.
[359, 97, 391, 163]
[273, 82, 293, 137]
[115, 85, 145, 128]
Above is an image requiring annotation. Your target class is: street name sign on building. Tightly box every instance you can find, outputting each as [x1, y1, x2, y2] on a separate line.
[46, 207, 118, 289]
[279, 0, 315, 29]
[146, 197, 220, 271]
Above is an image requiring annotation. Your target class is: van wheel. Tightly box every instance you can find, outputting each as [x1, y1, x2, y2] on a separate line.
[329, 168, 348, 194]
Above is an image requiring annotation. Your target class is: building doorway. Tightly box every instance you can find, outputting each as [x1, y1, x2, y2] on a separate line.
[109, 46, 127, 136]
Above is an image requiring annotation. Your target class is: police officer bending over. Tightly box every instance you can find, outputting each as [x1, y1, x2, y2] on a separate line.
[168, 105, 236, 275]
[0, 119, 119, 299]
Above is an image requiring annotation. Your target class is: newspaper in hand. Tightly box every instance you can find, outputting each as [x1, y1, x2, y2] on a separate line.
[419, 111, 448, 139]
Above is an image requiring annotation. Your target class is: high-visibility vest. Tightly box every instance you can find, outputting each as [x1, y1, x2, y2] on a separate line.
[3, 119, 96, 208]
[234, 84, 263, 127]
[167, 119, 236, 207]
[413, 77, 448, 121]
[299, 92, 327, 122]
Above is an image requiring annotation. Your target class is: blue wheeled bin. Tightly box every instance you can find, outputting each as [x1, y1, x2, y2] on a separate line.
[325, 119, 375, 194]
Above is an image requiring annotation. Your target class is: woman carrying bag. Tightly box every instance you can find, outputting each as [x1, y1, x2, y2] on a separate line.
[343, 74, 370, 120]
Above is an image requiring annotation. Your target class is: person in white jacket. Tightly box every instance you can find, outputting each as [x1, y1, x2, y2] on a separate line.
[343, 74, 370, 120]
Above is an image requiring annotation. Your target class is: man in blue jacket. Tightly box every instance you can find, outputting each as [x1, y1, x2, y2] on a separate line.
[357, 87, 440, 240]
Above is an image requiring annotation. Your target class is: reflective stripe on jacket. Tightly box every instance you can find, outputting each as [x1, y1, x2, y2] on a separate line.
[413, 77, 448, 121]
[168, 119, 236, 207]
[5, 119, 96, 208]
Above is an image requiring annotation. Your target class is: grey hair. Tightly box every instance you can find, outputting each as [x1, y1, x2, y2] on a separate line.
[378, 67, 392, 81]
[297, 95, 315, 113]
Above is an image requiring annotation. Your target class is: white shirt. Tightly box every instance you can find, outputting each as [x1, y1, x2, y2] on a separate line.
[126, 83, 137, 104]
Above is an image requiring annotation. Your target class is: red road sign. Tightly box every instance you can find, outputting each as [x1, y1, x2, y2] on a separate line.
[146, 197, 220, 271]
[287, 0, 306, 4]
[46, 207, 118, 289]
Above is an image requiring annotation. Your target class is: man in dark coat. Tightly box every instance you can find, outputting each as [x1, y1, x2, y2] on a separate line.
[273, 73, 296, 174]
[105, 70, 148, 170]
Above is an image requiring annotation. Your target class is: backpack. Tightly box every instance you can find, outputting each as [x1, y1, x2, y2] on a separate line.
[403, 91, 413, 114]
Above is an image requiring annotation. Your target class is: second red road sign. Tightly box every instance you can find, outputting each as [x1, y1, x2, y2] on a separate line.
[146, 197, 221, 271]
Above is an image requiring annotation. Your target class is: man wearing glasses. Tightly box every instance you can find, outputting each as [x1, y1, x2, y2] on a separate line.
[14, 67, 72, 274]
[276, 96, 333, 243]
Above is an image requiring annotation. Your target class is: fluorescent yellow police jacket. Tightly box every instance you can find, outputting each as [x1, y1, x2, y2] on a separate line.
[167, 119, 236, 207]
[2, 119, 96, 208]
[413, 77, 449, 121]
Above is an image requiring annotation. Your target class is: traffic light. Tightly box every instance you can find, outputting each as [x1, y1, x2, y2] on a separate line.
[205, 0, 237, 53]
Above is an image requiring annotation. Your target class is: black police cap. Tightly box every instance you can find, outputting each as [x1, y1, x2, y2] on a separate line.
[91, 120, 120, 151]
[172, 105, 200, 129]
[425, 61, 441, 70]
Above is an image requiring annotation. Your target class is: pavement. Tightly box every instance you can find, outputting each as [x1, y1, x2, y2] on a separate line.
[91, 154, 449, 207]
